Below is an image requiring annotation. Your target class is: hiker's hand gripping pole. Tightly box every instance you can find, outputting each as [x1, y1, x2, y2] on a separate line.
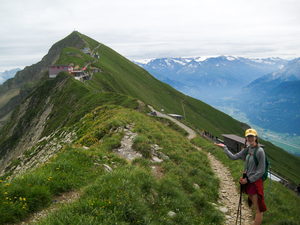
[239, 172, 247, 185]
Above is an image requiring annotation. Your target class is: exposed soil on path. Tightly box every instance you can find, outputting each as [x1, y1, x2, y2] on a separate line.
[207, 151, 254, 224]
[16, 190, 82, 225]
[148, 105, 196, 139]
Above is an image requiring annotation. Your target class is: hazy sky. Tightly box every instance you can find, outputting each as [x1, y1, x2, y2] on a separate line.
[1, 0, 300, 72]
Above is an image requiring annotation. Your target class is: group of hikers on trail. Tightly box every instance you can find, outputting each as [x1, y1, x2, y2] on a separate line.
[150, 111, 157, 116]
[215, 128, 267, 225]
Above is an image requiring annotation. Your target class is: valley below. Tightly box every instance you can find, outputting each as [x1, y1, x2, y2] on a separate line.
[215, 105, 300, 157]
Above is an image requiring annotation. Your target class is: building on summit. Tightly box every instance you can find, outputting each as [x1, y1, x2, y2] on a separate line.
[48, 65, 73, 79]
[49, 65, 89, 81]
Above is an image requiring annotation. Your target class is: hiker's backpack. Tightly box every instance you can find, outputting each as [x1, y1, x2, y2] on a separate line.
[246, 146, 271, 181]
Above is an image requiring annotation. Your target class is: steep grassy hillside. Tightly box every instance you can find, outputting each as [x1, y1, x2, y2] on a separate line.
[0, 106, 299, 225]
[0, 106, 224, 224]
[0, 73, 139, 173]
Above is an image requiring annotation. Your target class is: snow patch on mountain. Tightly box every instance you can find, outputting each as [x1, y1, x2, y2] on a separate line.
[226, 56, 237, 61]
[172, 59, 186, 65]
[134, 59, 154, 64]
[193, 56, 213, 62]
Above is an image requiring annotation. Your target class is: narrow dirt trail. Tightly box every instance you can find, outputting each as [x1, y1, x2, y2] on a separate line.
[148, 106, 196, 139]
[206, 151, 254, 224]
[149, 105, 254, 224]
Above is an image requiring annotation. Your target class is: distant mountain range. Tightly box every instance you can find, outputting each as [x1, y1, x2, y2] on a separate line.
[134, 56, 300, 136]
[0, 68, 21, 84]
[134, 56, 289, 104]
[236, 58, 300, 135]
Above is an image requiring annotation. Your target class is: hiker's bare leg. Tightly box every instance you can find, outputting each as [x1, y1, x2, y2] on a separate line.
[249, 194, 263, 225]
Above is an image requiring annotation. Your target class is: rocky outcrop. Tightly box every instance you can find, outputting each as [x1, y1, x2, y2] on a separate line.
[0, 129, 77, 178]
[112, 125, 168, 164]
[0, 77, 70, 175]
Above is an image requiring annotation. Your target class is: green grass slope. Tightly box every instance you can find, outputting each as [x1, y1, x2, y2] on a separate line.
[0, 72, 139, 163]
[0, 106, 224, 225]
[0, 106, 299, 224]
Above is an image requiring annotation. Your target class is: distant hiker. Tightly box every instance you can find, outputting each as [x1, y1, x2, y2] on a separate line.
[295, 183, 300, 196]
[214, 128, 267, 225]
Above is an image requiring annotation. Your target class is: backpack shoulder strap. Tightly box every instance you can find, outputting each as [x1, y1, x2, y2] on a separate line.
[246, 146, 250, 154]
[253, 147, 259, 166]
[246, 146, 259, 170]
[246, 146, 252, 170]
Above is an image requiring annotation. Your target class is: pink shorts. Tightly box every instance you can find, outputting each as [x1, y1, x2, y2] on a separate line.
[247, 183, 257, 195]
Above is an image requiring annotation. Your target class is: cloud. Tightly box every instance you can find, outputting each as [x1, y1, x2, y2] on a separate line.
[0, 0, 299, 71]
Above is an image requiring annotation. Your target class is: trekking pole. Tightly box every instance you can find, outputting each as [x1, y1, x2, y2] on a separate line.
[236, 173, 246, 225]
[235, 182, 242, 225]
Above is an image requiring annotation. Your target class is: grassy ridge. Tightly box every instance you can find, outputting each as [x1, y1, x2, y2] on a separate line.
[0, 72, 139, 161]
[0, 106, 224, 224]
[1, 106, 299, 224]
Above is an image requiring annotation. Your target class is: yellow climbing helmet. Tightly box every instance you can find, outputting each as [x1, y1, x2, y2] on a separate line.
[245, 128, 258, 137]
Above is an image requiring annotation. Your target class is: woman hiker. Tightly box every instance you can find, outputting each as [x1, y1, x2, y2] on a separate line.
[214, 128, 267, 225]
